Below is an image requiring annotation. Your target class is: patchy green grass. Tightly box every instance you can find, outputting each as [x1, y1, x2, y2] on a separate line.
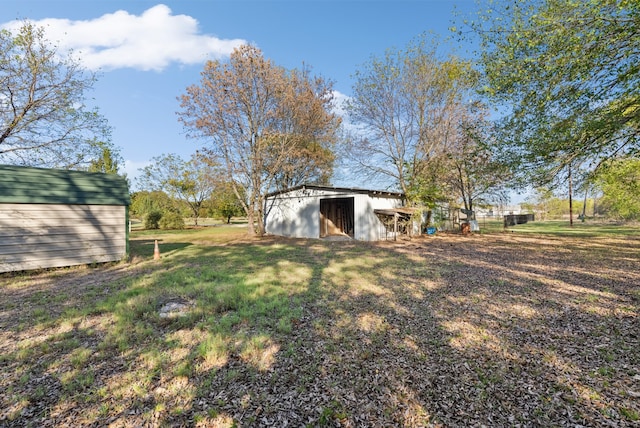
[1, 225, 639, 426]
[130, 217, 248, 231]
[505, 219, 640, 237]
[476, 219, 506, 233]
[477, 218, 640, 237]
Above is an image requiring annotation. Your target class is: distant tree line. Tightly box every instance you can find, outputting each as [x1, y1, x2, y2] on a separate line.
[131, 152, 245, 229]
[522, 158, 640, 222]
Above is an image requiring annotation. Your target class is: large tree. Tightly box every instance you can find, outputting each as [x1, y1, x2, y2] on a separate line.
[179, 45, 340, 236]
[137, 152, 219, 226]
[270, 67, 338, 190]
[209, 180, 245, 224]
[472, 0, 640, 186]
[445, 114, 511, 213]
[0, 22, 112, 168]
[345, 35, 477, 200]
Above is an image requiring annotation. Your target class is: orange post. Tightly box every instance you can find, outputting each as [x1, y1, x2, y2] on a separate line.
[153, 239, 160, 260]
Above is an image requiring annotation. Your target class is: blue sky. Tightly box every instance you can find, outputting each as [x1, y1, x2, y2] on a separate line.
[2, 0, 481, 190]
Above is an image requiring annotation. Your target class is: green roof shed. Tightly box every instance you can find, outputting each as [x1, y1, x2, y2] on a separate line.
[0, 165, 130, 273]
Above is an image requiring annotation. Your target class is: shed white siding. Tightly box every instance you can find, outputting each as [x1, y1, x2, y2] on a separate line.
[0, 203, 127, 273]
[265, 187, 321, 239]
[265, 186, 405, 241]
[354, 193, 404, 241]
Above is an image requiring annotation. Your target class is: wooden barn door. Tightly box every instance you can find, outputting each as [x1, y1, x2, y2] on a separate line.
[320, 198, 354, 237]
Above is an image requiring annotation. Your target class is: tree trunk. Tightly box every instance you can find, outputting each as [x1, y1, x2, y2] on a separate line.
[568, 166, 574, 227]
[256, 205, 266, 236]
[246, 211, 256, 236]
[256, 219, 265, 236]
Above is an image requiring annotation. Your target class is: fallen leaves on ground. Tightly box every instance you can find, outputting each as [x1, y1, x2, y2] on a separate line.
[1, 232, 639, 427]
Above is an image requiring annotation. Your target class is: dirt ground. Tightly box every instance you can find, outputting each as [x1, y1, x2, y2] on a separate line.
[1, 232, 639, 427]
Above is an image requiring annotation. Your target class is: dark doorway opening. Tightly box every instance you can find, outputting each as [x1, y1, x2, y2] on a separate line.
[320, 198, 354, 237]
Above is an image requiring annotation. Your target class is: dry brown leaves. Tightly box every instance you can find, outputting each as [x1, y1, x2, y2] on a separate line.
[1, 232, 639, 427]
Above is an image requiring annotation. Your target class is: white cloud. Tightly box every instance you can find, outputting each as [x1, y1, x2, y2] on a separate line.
[331, 90, 350, 118]
[332, 89, 363, 135]
[2, 4, 247, 71]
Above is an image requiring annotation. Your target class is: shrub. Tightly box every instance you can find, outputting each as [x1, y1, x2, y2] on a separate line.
[159, 212, 185, 230]
[144, 210, 163, 229]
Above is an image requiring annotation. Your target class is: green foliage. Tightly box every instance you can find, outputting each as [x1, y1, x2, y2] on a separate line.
[159, 212, 185, 230]
[525, 187, 597, 220]
[0, 21, 113, 169]
[87, 142, 123, 175]
[405, 161, 449, 208]
[525, 188, 558, 220]
[137, 152, 220, 226]
[144, 210, 163, 230]
[472, 0, 640, 188]
[130, 190, 174, 218]
[210, 182, 245, 223]
[595, 158, 640, 220]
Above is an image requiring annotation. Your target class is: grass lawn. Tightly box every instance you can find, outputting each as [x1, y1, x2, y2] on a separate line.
[507, 219, 640, 237]
[1, 223, 639, 426]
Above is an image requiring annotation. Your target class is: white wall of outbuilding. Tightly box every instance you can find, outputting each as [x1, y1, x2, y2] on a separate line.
[265, 186, 405, 241]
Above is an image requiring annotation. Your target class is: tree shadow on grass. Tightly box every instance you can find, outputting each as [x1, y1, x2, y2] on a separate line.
[2, 234, 639, 426]
[129, 239, 192, 259]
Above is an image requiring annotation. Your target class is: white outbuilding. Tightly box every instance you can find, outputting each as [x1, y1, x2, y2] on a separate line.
[265, 185, 408, 241]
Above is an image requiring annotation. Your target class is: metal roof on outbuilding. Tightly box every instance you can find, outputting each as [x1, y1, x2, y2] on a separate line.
[0, 164, 130, 206]
[266, 184, 404, 199]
